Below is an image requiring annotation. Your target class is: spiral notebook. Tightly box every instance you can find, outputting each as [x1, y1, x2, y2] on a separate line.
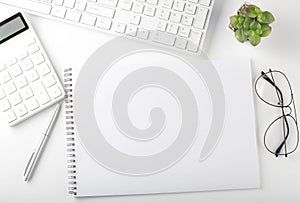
[63, 49, 259, 197]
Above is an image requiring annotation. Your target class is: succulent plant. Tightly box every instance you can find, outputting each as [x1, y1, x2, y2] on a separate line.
[229, 3, 275, 46]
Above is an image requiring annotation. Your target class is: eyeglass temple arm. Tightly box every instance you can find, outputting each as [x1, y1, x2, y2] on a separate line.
[261, 71, 289, 157]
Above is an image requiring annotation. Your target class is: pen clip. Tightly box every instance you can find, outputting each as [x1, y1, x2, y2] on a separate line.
[24, 152, 35, 176]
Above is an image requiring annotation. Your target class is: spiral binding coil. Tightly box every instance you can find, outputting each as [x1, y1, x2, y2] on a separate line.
[64, 68, 77, 196]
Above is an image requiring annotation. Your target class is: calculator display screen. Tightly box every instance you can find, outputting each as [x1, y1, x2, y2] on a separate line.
[0, 13, 28, 44]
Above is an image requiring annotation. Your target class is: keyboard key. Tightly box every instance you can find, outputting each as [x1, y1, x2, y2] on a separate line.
[144, 6, 156, 16]
[31, 53, 45, 65]
[137, 29, 149, 39]
[166, 24, 178, 34]
[185, 3, 197, 15]
[53, 0, 64, 5]
[153, 31, 175, 46]
[75, 0, 87, 11]
[122, 1, 133, 10]
[147, 0, 158, 5]
[66, 10, 82, 22]
[3, 82, 17, 95]
[132, 3, 144, 13]
[162, 0, 173, 8]
[98, 0, 119, 7]
[43, 75, 57, 87]
[175, 37, 187, 49]
[19, 58, 34, 71]
[194, 7, 208, 29]
[173, 1, 185, 11]
[9, 93, 22, 106]
[80, 14, 97, 26]
[170, 12, 182, 23]
[182, 15, 193, 26]
[86, 4, 115, 19]
[9, 64, 23, 77]
[51, 6, 67, 18]
[156, 21, 167, 31]
[32, 82, 51, 105]
[158, 9, 170, 20]
[0, 99, 11, 112]
[15, 76, 28, 89]
[178, 26, 190, 37]
[6, 110, 17, 123]
[15, 104, 28, 117]
[0, 70, 12, 83]
[48, 85, 62, 99]
[37, 63, 51, 76]
[130, 15, 141, 25]
[64, 0, 75, 8]
[28, 44, 40, 54]
[187, 31, 202, 52]
[25, 69, 40, 82]
[114, 23, 126, 33]
[25, 98, 40, 111]
[20, 87, 34, 100]
[96, 18, 112, 30]
[126, 25, 138, 36]
[199, 0, 211, 6]
[0, 88, 5, 99]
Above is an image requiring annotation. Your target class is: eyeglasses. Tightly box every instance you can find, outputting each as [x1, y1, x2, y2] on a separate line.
[255, 69, 299, 157]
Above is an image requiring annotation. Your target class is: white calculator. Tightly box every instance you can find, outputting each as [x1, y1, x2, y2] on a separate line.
[0, 12, 65, 126]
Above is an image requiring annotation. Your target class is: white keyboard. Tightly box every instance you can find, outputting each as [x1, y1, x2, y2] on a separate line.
[0, 12, 65, 126]
[0, 0, 214, 54]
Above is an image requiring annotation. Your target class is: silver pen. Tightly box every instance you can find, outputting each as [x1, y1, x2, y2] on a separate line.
[23, 103, 62, 182]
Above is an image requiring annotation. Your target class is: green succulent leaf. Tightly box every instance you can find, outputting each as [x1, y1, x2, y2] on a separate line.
[257, 11, 275, 24]
[243, 16, 252, 30]
[260, 24, 272, 37]
[238, 16, 245, 24]
[249, 34, 261, 46]
[240, 4, 261, 18]
[235, 29, 247, 43]
[249, 21, 261, 30]
[230, 15, 239, 28]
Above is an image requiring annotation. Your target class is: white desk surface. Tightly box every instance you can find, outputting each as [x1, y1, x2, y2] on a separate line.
[1, 0, 300, 202]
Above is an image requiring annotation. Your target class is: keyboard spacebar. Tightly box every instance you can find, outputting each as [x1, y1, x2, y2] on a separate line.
[0, 0, 52, 15]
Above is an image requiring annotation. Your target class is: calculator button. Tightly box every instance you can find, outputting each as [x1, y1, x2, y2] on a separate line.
[15, 104, 28, 117]
[20, 87, 34, 100]
[6, 110, 17, 123]
[32, 82, 51, 105]
[9, 64, 23, 77]
[25, 98, 40, 111]
[37, 63, 51, 76]
[0, 64, 6, 71]
[19, 58, 34, 71]
[25, 70, 40, 82]
[3, 82, 17, 95]
[17, 51, 29, 61]
[0, 88, 5, 99]
[48, 85, 62, 99]
[7, 57, 17, 66]
[0, 99, 11, 112]
[26, 37, 36, 46]
[15, 76, 28, 89]
[0, 70, 12, 83]
[9, 93, 23, 106]
[43, 75, 56, 87]
[28, 45, 40, 54]
[31, 53, 45, 65]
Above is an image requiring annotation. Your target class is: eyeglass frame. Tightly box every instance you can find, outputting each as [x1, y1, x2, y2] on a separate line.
[254, 69, 299, 157]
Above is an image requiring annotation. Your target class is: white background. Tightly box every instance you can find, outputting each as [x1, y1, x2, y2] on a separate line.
[0, 0, 300, 202]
